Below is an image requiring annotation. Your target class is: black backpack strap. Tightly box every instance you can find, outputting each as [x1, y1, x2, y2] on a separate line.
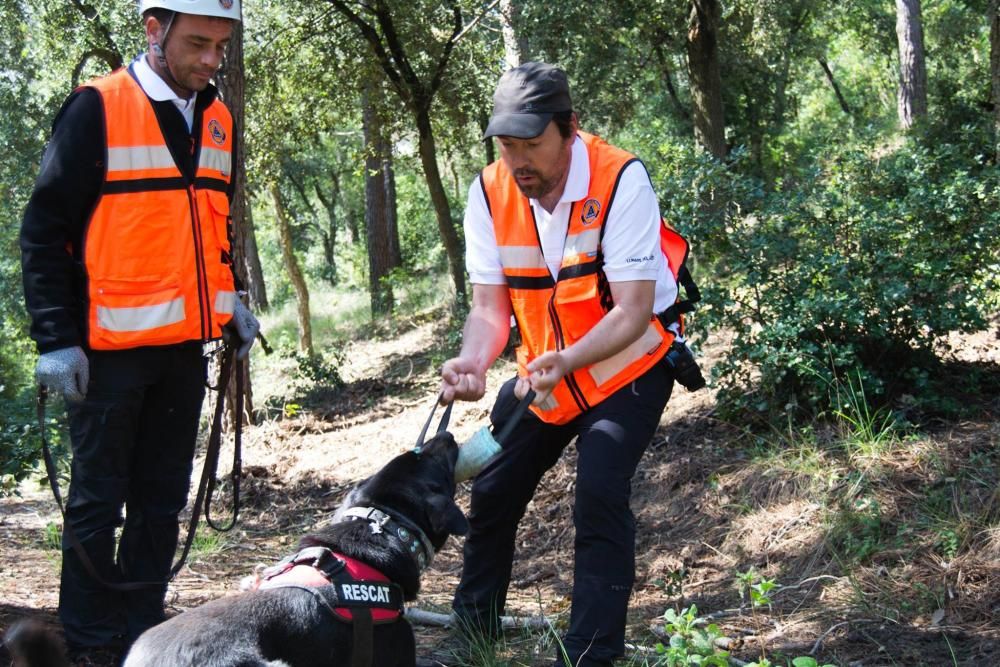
[657, 264, 701, 327]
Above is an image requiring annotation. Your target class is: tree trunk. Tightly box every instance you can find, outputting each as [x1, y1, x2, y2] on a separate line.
[895, 0, 928, 129]
[480, 109, 496, 166]
[270, 182, 314, 356]
[314, 177, 339, 286]
[499, 0, 528, 69]
[324, 0, 466, 302]
[991, 0, 1000, 161]
[217, 28, 267, 314]
[654, 43, 691, 121]
[362, 82, 395, 316]
[415, 107, 467, 303]
[383, 151, 402, 269]
[819, 58, 853, 116]
[772, 5, 809, 128]
[216, 14, 257, 425]
[687, 0, 727, 159]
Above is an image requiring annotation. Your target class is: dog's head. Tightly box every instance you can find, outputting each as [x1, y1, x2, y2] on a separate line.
[334, 431, 468, 550]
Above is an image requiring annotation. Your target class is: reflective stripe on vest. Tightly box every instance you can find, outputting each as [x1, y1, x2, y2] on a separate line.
[83, 67, 236, 350]
[482, 132, 676, 425]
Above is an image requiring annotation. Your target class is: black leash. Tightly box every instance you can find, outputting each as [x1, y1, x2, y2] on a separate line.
[37, 343, 243, 591]
[413, 392, 454, 451]
[202, 346, 243, 532]
[415, 387, 536, 451]
[492, 388, 535, 446]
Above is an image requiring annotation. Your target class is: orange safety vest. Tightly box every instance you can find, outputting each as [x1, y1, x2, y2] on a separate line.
[81, 68, 236, 350]
[481, 132, 690, 425]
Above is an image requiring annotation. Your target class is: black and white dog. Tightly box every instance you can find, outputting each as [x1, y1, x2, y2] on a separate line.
[6, 431, 468, 667]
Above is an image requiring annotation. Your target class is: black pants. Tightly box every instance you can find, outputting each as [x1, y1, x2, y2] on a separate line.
[59, 343, 206, 649]
[452, 359, 673, 666]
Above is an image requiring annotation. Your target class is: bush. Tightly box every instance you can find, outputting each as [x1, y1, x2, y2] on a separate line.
[651, 134, 999, 421]
[0, 292, 44, 494]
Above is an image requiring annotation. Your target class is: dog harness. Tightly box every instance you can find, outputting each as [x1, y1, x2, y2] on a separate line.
[254, 545, 404, 623]
[250, 505, 436, 667]
[252, 545, 404, 667]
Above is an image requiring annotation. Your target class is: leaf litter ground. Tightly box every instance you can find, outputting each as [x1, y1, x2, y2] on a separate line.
[2, 314, 998, 666]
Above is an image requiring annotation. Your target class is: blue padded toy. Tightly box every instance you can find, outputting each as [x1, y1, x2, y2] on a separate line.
[454, 427, 502, 482]
[454, 389, 535, 483]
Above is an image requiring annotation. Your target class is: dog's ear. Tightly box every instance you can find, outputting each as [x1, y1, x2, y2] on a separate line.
[427, 494, 469, 536]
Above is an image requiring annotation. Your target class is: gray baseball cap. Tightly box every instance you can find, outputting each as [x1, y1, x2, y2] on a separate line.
[483, 62, 573, 139]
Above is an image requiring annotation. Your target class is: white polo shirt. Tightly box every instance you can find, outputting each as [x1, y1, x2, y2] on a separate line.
[133, 54, 198, 132]
[464, 135, 678, 314]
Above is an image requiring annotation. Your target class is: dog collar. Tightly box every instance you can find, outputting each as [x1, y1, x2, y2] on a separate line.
[341, 506, 436, 571]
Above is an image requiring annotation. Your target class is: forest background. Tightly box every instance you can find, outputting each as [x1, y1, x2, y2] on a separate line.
[0, 0, 999, 665]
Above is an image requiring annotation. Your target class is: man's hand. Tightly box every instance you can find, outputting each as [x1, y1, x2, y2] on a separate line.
[518, 351, 570, 405]
[36, 346, 89, 402]
[440, 357, 488, 403]
[226, 300, 260, 360]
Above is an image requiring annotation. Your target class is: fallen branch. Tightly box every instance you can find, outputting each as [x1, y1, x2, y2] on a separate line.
[810, 618, 881, 655]
[405, 608, 552, 631]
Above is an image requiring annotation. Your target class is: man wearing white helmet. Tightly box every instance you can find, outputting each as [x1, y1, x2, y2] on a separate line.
[20, 0, 254, 662]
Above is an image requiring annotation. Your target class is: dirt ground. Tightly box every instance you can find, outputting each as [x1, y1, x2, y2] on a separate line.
[2, 317, 999, 666]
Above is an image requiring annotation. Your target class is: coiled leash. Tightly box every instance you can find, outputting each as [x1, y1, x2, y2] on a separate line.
[37, 342, 246, 591]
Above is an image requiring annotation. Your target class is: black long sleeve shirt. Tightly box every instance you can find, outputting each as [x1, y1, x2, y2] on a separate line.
[20, 65, 234, 353]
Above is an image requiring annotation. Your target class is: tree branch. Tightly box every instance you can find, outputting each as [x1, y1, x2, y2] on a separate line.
[427, 0, 463, 97]
[326, 0, 409, 102]
[818, 58, 853, 116]
[72, 48, 123, 88]
[653, 42, 690, 120]
[453, 0, 501, 45]
[371, 0, 425, 105]
[69, 0, 123, 70]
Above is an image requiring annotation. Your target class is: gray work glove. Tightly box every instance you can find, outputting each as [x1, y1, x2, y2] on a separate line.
[36, 346, 90, 403]
[227, 299, 260, 360]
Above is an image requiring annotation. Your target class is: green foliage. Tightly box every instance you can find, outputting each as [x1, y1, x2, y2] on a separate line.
[828, 494, 886, 563]
[790, 659, 836, 667]
[0, 396, 40, 494]
[189, 524, 229, 561]
[292, 350, 345, 389]
[649, 131, 999, 421]
[654, 567, 689, 599]
[736, 569, 778, 609]
[43, 520, 61, 551]
[653, 605, 730, 666]
[833, 371, 902, 458]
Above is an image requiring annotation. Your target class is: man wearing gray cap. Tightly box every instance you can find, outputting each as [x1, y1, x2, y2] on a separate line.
[440, 62, 688, 666]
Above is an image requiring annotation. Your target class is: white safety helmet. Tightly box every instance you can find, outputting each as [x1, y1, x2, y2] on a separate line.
[137, 0, 241, 21]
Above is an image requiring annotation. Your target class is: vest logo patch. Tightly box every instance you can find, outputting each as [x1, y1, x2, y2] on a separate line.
[219, 0, 234, 9]
[581, 198, 601, 225]
[208, 119, 226, 146]
[338, 583, 392, 604]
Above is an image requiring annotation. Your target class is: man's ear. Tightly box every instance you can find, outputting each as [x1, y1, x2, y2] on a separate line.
[145, 15, 162, 46]
[427, 494, 469, 537]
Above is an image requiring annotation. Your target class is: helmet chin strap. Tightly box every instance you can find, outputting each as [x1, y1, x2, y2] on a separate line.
[152, 12, 193, 98]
